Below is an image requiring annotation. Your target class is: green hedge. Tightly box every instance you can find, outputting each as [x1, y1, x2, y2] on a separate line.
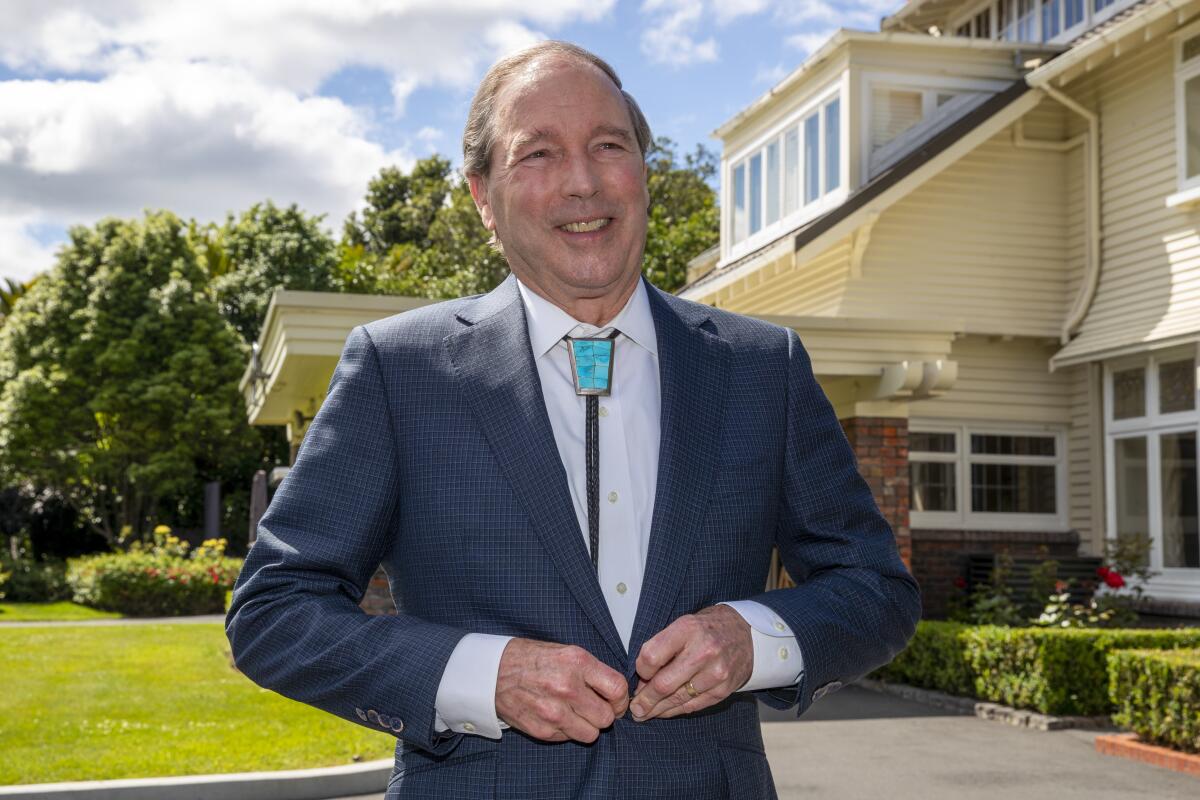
[1108, 648, 1200, 754]
[66, 532, 242, 617]
[874, 621, 1200, 716]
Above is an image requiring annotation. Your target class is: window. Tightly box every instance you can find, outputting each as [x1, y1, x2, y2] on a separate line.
[872, 88, 923, 151]
[910, 423, 1066, 530]
[1177, 30, 1200, 192]
[727, 88, 842, 248]
[1105, 348, 1200, 579]
[957, 0, 1120, 43]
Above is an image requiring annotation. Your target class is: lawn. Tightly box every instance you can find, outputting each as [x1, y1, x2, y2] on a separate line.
[0, 623, 395, 784]
[0, 602, 122, 622]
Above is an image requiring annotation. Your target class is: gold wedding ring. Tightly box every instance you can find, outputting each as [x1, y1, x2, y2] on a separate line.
[685, 680, 700, 698]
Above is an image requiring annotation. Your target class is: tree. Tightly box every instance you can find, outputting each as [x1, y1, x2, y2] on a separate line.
[641, 137, 720, 293]
[0, 211, 262, 548]
[343, 157, 453, 255]
[201, 202, 340, 344]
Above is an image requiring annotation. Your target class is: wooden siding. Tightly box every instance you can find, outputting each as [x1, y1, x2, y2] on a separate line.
[909, 335, 1071, 423]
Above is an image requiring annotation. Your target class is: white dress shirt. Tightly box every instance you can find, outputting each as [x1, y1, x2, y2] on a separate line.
[432, 277, 804, 738]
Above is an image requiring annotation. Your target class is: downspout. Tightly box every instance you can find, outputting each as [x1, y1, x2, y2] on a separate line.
[1023, 81, 1102, 345]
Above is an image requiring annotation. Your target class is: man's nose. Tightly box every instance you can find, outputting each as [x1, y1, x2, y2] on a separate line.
[561, 151, 601, 199]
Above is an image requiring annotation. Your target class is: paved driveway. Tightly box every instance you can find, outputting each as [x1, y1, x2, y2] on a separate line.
[338, 685, 1198, 799]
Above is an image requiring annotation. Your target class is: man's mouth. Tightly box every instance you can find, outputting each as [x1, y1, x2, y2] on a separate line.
[558, 218, 612, 233]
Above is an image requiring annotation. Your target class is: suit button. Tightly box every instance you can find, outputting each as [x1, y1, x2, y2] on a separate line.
[367, 709, 380, 724]
[391, 719, 405, 733]
[378, 713, 392, 728]
[355, 707, 367, 722]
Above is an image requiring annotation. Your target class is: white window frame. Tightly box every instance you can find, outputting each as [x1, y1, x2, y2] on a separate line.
[910, 420, 1069, 532]
[1171, 20, 1200, 200]
[1103, 346, 1200, 601]
[948, 0, 1133, 44]
[723, 77, 847, 263]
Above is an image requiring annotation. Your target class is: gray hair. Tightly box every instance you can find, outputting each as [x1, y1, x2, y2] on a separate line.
[462, 40, 653, 178]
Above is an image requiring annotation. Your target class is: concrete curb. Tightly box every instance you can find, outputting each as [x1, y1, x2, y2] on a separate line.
[1095, 732, 1200, 778]
[856, 678, 1115, 731]
[0, 758, 392, 800]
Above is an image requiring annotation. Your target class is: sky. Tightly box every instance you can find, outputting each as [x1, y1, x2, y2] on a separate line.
[0, 0, 905, 284]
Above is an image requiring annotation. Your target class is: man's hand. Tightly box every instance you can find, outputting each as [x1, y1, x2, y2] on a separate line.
[630, 604, 753, 722]
[495, 638, 629, 743]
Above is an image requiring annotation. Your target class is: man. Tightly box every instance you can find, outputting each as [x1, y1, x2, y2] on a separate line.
[226, 41, 920, 799]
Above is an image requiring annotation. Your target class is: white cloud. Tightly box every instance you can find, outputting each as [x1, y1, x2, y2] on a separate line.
[640, 0, 719, 67]
[0, 0, 619, 280]
[713, 0, 771, 25]
[786, 29, 839, 58]
[754, 62, 790, 85]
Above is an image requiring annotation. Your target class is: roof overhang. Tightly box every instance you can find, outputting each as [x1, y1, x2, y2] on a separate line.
[881, 0, 970, 34]
[239, 289, 437, 427]
[1050, 329, 1200, 369]
[683, 81, 1044, 304]
[1026, 0, 1200, 87]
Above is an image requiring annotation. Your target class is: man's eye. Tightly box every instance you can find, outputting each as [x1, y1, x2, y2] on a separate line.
[599, 142, 623, 150]
[524, 150, 546, 160]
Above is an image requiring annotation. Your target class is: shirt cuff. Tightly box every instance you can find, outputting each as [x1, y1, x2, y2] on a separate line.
[433, 633, 514, 739]
[718, 600, 804, 692]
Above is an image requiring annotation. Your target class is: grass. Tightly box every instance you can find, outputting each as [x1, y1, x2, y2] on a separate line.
[0, 602, 122, 622]
[0, 623, 395, 784]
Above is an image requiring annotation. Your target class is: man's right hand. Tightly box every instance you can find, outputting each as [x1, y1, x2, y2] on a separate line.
[495, 638, 629, 743]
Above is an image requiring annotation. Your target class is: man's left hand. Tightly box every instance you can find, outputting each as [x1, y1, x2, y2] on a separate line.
[629, 604, 753, 721]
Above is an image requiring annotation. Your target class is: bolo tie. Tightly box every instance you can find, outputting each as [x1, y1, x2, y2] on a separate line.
[563, 330, 619, 571]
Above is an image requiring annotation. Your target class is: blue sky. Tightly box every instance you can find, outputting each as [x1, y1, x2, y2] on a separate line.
[0, 0, 903, 283]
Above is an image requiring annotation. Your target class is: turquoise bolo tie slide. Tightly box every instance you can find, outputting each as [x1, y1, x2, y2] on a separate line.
[565, 337, 615, 397]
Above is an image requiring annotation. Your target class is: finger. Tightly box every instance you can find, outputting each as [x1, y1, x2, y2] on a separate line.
[583, 660, 628, 707]
[557, 706, 602, 744]
[635, 617, 693, 682]
[568, 688, 618, 732]
[654, 684, 727, 719]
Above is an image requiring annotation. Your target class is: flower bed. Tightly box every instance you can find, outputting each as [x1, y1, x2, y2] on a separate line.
[874, 620, 1200, 716]
[1108, 648, 1200, 754]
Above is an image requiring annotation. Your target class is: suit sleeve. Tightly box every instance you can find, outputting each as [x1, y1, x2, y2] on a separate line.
[743, 327, 922, 716]
[225, 324, 468, 756]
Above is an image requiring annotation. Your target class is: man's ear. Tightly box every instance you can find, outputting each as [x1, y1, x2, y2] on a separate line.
[467, 172, 496, 233]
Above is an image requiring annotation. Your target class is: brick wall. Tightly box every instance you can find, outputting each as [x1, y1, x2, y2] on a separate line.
[360, 567, 396, 616]
[913, 528, 1081, 619]
[839, 416, 912, 567]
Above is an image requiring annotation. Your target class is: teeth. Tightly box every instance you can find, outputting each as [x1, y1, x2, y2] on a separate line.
[561, 218, 610, 233]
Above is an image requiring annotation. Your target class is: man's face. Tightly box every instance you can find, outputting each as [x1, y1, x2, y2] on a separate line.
[468, 58, 650, 306]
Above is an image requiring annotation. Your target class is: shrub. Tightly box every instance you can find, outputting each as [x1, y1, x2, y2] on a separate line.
[1108, 648, 1200, 754]
[66, 526, 242, 616]
[0, 536, 73, 602]
[873, 621, 1200, 716]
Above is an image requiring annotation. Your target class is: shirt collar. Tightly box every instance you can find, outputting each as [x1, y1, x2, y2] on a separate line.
[515, 276, 659, 360]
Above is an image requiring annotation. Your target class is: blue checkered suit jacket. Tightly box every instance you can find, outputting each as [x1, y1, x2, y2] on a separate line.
[226, 274, 920, 799]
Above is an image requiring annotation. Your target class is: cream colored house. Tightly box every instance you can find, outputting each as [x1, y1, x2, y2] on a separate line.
[682, 0, 1200, 617]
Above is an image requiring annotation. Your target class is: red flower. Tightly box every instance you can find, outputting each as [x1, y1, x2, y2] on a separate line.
[1054, 580, 1068, 592]
[1104, 570, 1125, 589]
[1097, 565, 1111, 578]
[953, 577, 967, 589]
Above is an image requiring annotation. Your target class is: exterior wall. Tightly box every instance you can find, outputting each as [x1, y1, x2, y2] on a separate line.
[1058, 33, 1200, 357]
[1065, 362, 1104, 554]
[840, 417, 912, 566]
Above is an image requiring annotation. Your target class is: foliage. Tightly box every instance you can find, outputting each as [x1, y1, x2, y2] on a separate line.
[641, 137, 720, 293]
[1108, 648, 1200, 754]
[343, 157, 453, 256]
[0, 624, 393, 783]
[949, 552, 1026, 626]
[66, 525, 242, 616]
[0, 534, 71, 602]
[0, 211, 264, 548]
[199, 202, 341, 344]
[0, 275, 38, 326]
[1034, 584, 1118, 628]
[873, 620, 1200, 716]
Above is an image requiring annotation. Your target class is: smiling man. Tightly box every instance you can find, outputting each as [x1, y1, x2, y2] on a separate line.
[226, 41, 921, 799]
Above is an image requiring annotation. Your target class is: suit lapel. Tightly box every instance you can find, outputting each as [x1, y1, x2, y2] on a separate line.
[628, 284, 730, 667]
[444, 276, 626, 664]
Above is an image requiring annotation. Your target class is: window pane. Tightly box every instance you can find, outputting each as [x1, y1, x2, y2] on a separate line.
[1187, 75, 1200, 180]
[732, 163, 746, 243]
[1094, 0, 1116, 12]
[936, 92, 956, 107]
[825, 98, 840, 192]
[1043, 0, 1061, 40]
[1065, 0, 1084, 28]
[872, 89, 922, 150]
[1160, 431, 1200, 568]
[749, 152, 762, 235]
[970, 434, 1055, 456]
[973, 9, 991, 38]
[1159, 359, 1196, 414]
[911, 431, 956, 453]
[998, 0, 1015, 39]
[970, 463, 1056, 513]
[1113, 367, 1146, 419]
[766, 140, 780, 226]
[1185, 35, 1200, 64]
[1114, 436, 1150, 563]
[1017, 0, 1036, 40]
[804, 112, 820, 204]
[912, 462, 956, 512]
[784, 127, 799, 215]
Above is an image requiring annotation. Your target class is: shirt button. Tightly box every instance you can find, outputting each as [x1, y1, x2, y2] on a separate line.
[773, 620, 786, 632]
[463, 722, 476, 733]
[778, 647, 789, 660]
[608, 491, 618, 503]
[599, 406, 609, 417]
[616, 582, 627, 595]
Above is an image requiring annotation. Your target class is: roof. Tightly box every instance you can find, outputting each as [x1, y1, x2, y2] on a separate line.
[682, 80, 1034, 298]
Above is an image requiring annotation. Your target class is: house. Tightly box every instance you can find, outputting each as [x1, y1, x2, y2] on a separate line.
[682, 0, 1200, 618]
